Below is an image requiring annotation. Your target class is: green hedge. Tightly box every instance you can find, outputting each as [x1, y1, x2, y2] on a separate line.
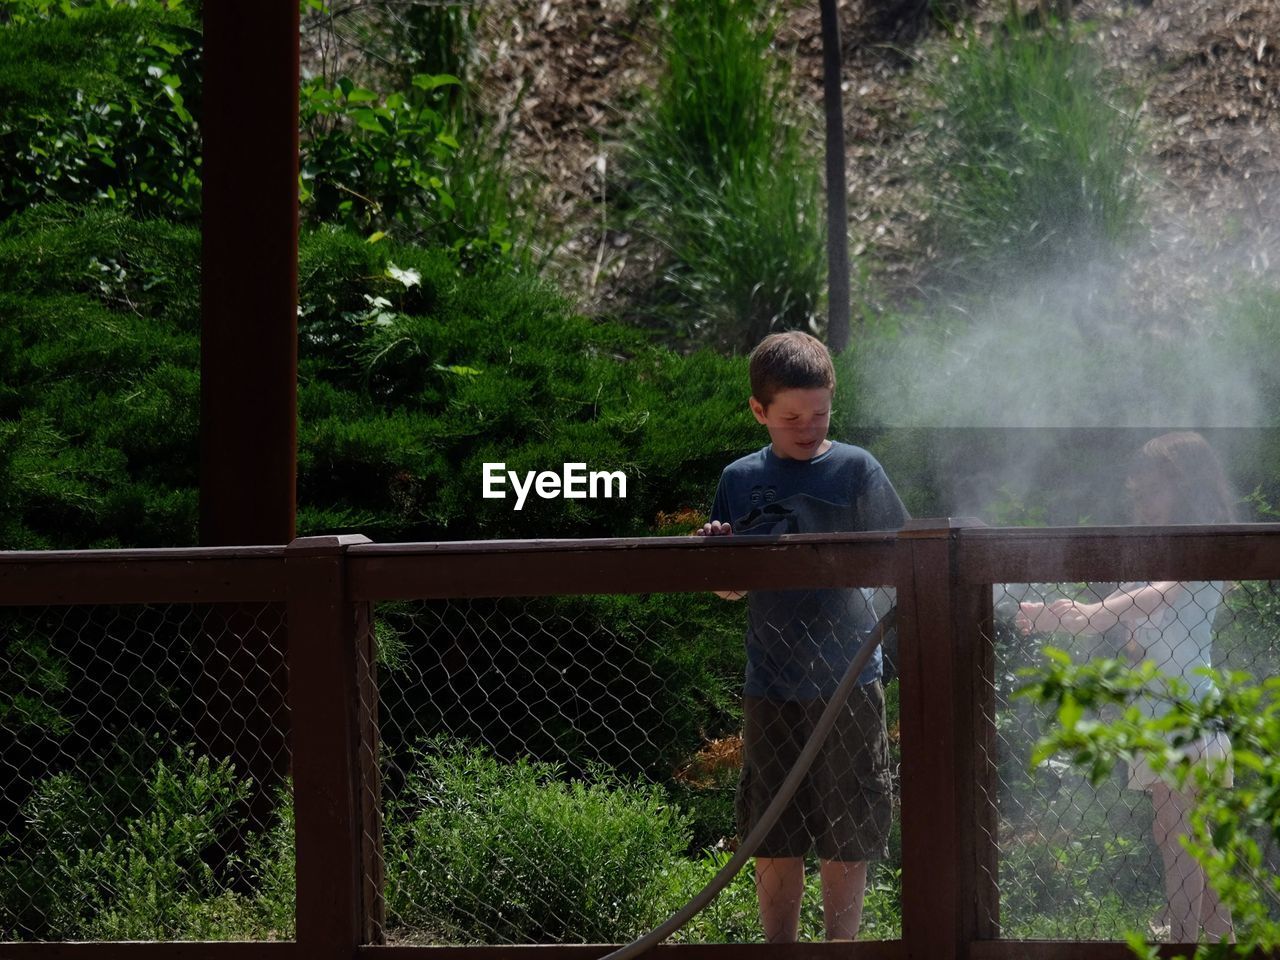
[0, 5, 203, 222]
[0, 206, 765, 549]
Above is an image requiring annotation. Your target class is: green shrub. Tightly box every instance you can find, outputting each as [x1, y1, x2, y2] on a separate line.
[0, 2, 203, 223]
[295, 227, 757, 542]
[1219, 286, 1280, 436]
[0, 207, 200, 548]
[299, 73, 460, 237]
[298, 0, 538, 267]
[859, 861, 904, 940]
[1021, 654, 1280, 954]
[649, 848, 766, 943]
[624, 0, 826, 349]
[384, 742, 691, 943]
[0, 210, 760, 549]
[924, 17, 1144, 286]
[0, 745, 293, 941]
[650, 852, 901, 943]
[999, 832, 1157, 940]
[2, 2, 535, 265]
[376, 589, 746, 789]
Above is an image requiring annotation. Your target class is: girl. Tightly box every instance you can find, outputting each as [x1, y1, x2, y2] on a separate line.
[1017, 431, 1237, 944]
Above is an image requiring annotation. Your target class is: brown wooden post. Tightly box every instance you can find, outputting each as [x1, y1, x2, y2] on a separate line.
[198, 0, 300, 830]
[355, 600, 387, 945]
[200, 1, 299, 544]
[954, 527, 1001, 942]
[897, 518, 997, 960]
[286, 535, 383, 957]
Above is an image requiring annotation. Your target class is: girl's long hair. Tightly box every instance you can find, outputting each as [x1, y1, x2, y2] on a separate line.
[1128, 431, 1237, 524]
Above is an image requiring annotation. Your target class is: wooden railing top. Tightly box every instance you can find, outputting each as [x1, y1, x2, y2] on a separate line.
[0, 544, 288, 606]
[5, 523, 1280, 606]
[345, 530, 901, 554]
[954, 522, 1280, 584]
[346, 531, 901, 600]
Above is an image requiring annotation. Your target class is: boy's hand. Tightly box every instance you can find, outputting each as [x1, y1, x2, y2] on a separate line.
[694, 520, 743, 598]
[695, 520, 732, 536]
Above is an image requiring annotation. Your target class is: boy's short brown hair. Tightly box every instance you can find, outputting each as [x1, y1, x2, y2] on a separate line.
[748, 331, 836, 407]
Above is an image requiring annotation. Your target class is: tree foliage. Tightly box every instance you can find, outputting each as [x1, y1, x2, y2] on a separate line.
[1021, 650, 1280, 957]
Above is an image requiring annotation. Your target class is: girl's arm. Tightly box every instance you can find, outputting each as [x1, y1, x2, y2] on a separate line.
[1018, 581, 1184, 636]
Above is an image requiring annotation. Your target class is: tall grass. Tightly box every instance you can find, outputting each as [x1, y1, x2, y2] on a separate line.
[627, 0, 826, 350]
[925, 17, 1145, 286]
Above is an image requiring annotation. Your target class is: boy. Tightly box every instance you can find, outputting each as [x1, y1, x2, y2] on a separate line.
[697, 331, 907, 942]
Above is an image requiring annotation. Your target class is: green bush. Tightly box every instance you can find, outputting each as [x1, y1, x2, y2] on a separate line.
[376, 591, 746, 789]
[0, 745, 293, 941]
[298, 0, 541, 267]
[624, 0, 826, 349]
[384, 742, 691, 943]
[649, 848, 766, 943]
[924, 17, 1144, 286]
[0, 209, 761, 549]
[295, 227, 757, 542]
[1, 2, 536, 265]
[0, 207, 200, 548]
[1021, 653, 1280, 954]
[0, 2, 203, 223]
[650, 852, 901, 943]
[999, 832, 1157, 940]
[299, 73, 460, 236]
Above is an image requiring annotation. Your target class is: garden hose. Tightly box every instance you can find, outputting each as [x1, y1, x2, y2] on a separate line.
[598, 606, 899, 960]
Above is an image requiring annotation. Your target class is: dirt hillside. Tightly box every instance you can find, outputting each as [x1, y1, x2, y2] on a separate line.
[462, 0, 1280, 320]
[471, 0, 1280, 323]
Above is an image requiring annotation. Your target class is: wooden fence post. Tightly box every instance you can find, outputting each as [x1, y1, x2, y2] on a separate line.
[897, 518, 998, 960]
[199, 0, 299, 838]
[286, 534, 383, 958]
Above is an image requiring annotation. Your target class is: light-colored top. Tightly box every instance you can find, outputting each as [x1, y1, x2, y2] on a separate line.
[1123, 580, 1223, 719]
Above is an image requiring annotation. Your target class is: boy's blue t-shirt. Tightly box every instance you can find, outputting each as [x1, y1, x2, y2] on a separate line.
[710, 441, 908, 699]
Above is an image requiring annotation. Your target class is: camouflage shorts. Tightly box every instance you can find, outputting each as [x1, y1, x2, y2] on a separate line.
[736, 681, 892, 862]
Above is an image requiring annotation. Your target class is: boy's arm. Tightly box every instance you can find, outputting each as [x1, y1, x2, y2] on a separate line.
[698, 479, 746, 600]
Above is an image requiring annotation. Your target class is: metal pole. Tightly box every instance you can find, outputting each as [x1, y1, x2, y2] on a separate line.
[820, 0, 852, 354]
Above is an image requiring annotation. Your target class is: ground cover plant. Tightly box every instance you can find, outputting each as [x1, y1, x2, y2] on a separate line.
[0, 2, 202, 222]
[383, 742, 691, 943]
[0, 745, 294, 941]
[0, 206, 762, 548]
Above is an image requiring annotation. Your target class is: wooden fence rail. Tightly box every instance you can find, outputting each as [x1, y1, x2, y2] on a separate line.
[4, 521, 1280, 960]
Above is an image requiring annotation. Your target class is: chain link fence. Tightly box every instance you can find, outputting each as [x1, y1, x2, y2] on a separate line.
[985, 579, 1280, 941]
[5, 560, 1277, 947]
[366, 588, 902, 945]
[0, 602, 293, 942]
